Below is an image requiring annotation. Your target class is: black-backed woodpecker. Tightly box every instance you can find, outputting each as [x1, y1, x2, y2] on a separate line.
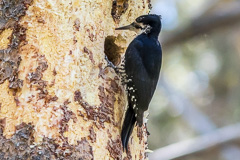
[113, 14, 162, 151]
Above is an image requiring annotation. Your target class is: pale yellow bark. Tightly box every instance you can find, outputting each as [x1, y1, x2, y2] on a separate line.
[0, 0, 150, 159]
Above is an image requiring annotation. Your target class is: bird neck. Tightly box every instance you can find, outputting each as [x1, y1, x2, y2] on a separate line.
[144, 24, 160, 39]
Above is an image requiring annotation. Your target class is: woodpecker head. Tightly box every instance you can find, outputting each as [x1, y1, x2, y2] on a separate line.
[116, 14, 161, 35]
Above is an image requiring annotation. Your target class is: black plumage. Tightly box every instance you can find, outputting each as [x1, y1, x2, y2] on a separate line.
[116, 14, 162, 151]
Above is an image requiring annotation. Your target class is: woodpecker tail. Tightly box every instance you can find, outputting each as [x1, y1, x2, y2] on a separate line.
[121, 106, 136, 152]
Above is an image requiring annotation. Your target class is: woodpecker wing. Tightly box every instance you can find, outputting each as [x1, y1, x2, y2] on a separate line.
[124, 37, 160, 125]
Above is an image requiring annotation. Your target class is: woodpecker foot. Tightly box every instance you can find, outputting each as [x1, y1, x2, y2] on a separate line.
[105, 55, 117, 70]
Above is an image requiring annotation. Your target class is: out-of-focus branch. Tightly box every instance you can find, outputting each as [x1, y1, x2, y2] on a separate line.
[159, 76, 216, 134]
[149, 123, 240, 160]
[150, 75, 240, 160]
[194, 0, 220, 18]
[162, 2, 240, 49]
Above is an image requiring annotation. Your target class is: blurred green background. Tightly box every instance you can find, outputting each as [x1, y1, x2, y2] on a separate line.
[148, 0, 240, 159]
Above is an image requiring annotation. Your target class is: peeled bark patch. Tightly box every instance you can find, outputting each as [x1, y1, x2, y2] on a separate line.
[0, 123, 94, 159]
[0, 0, 33, 89]
[83, 47, 95, 65]
[0, 0, 33, 31]
[59, 102, 77, 137]
[0, 118, 6, 132]
[0, 24, 25, 89]
[88, 126, 96, 143]
[111, 0, 129, 23]
[147, 0, 152, 9]
[74, 87, 116, 128]
[107, 136, 123, 160]
[0, 122, 34, 159]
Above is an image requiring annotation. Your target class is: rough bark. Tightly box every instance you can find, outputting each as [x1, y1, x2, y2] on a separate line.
[0, 0, 151, 159]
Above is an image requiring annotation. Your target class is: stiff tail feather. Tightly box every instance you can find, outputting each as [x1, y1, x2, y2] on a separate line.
[121, 106, 136, 152]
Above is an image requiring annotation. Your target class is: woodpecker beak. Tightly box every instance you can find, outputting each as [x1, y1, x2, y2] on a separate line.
[115, 22, 143, 31]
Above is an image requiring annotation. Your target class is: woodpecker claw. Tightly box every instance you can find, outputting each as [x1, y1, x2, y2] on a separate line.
[104, 55, 117, 70]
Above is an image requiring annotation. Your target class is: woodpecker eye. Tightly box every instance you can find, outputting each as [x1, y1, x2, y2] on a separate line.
[136, 16, 144, 23]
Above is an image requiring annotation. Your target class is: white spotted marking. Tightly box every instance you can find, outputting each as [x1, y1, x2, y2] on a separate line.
[133, 104, 136, 109]
[129, 87, 133, 90]
[131, 96, 135, 101]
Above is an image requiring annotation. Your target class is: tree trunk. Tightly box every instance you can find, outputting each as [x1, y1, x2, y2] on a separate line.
[0, 0, 151, 159]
